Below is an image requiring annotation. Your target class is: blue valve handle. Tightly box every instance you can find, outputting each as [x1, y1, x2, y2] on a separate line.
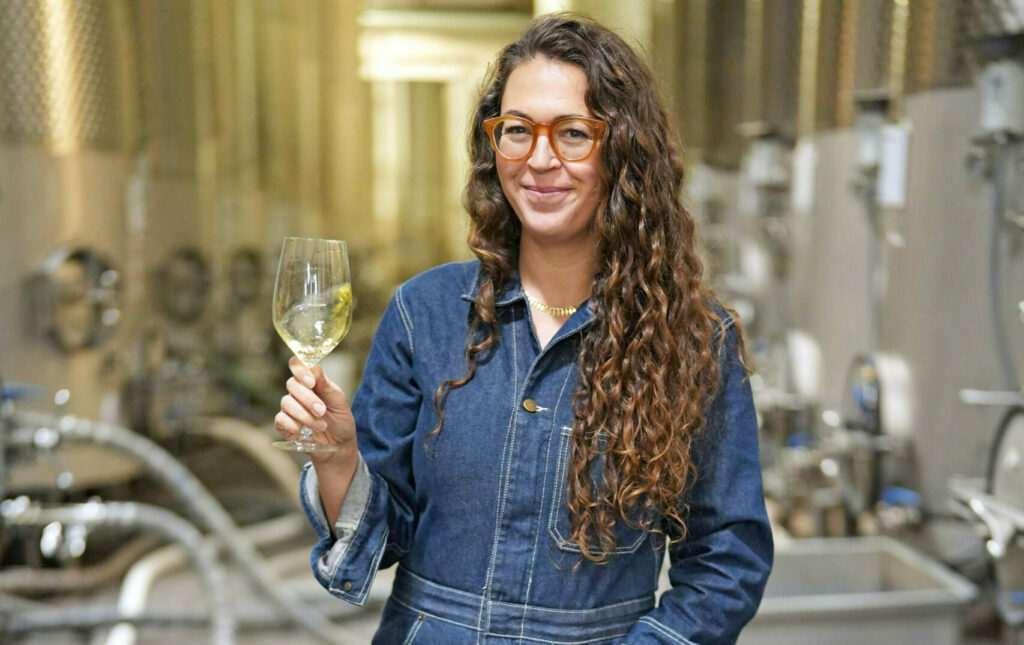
[1, 383, 45, 402]
[880, 485, 922, 508]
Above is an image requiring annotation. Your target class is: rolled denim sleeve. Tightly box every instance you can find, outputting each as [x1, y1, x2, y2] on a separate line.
[626, 318, 774, 644]
[298, 287, 421, 606]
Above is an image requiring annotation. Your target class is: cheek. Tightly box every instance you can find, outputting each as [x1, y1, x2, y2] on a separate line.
[495, 160, 519, 198]
[575, 164, 605, 201]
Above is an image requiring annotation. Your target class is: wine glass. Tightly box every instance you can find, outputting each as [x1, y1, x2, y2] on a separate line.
[271, 237, 353, 452]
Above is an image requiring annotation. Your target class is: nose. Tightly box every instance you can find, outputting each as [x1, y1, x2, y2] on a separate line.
[527, 132, 561, 171]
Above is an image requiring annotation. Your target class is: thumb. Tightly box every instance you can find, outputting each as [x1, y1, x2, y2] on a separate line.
[314, 372, 350, 409]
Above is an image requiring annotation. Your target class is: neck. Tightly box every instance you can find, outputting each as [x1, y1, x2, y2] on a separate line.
[518, 233, 598, 308]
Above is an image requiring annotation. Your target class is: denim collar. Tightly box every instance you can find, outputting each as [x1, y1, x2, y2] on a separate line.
[459, 262, 525, 307]
[460, 261, 597, 340]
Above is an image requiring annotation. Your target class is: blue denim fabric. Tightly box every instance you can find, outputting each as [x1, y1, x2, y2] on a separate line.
[300, 260, 773, 644]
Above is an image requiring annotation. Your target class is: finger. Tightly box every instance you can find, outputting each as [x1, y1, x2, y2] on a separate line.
[286, 377, 327, 418]
[287, 357, 321, 388]
[280, 394, 325, 430]
[314, 373, 350, 408]
[274, 411, 301, 437]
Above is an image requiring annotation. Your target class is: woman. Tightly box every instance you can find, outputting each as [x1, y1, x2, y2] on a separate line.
[276, 13, 773, 644]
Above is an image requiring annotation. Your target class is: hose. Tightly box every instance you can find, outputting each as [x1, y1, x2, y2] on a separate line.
[106, 512, 305, 645]
[5, 599, 377, 635]
[10, 412, 345, 645]
[0, 534, 161, 594]
[986, 407, 1024, 494]
[190, 417, 300, 497]
[990, 143, 1022, 392]
[0, 499, 233, 645]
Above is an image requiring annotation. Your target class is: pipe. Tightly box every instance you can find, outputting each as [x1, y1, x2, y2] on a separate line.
[107, 512, 305, 645]
[0, 534, 161, 594]
[6, 598, 377, 635]
[989, 143, 1021, 392]
[0, 499, 234, 645]
[10, 412, 344, 645]
[191, 416, 301, 497]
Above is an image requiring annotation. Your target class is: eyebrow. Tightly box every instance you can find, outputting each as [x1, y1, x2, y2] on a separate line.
[502, 110, 588, 120]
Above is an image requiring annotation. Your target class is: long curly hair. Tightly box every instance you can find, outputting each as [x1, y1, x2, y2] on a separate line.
[433, 13, 745, 563]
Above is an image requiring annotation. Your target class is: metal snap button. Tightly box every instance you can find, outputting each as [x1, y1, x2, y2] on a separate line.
[523, 398, 539, 413]
[342, 580, 353, 591]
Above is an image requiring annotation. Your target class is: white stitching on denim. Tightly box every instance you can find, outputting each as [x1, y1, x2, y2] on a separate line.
[478, 305, 520, 638]
[400, 610, 424, 645]
[400, 568, 654, 616]
[392, 596, 482, 632]
[489, 628, 633, 644]
[327, 523, 387, 603]
[651, 530, 662, 586]
[395, 285, 415, 355]
[392, 596, 637, 645]
[546, 425, 572, 550]
[494, 594, 653, 615]
[519, 362, 576, 639]
[713, 312, 736, 344]
[548, 428, 645, 555]
[636, 616, 698, 645]
[356, 525, 388, 602]
[401, 567, 482, 603]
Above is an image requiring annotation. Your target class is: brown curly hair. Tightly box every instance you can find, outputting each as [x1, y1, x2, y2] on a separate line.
[432, 13, 745, 563]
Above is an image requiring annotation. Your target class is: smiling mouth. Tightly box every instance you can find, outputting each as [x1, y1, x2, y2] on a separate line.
[525, 186, 570, 194]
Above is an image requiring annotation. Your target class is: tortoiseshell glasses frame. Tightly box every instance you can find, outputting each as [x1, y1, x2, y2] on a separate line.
[482, 114, 608, 163]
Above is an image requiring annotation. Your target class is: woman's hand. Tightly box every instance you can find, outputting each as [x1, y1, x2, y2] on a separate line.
[275, 356, 358, 464]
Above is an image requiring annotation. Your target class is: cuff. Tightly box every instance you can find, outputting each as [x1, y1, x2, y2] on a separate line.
[300, 456, 372, 540]
[299, 457, 387, 606]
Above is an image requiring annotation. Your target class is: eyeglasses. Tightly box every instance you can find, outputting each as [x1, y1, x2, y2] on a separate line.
[482, 115, 607, 163]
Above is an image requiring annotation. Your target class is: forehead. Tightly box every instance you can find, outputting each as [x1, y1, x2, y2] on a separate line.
[500, 56, 591, 118]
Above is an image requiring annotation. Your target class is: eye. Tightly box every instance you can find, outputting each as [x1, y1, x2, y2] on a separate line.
[504, 125, 529, 135]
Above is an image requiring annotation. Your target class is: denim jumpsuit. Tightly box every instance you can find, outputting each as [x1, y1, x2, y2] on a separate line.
[299, 261, 773, 644]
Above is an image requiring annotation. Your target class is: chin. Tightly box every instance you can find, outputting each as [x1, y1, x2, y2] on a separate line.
[519, 212, 587, 241]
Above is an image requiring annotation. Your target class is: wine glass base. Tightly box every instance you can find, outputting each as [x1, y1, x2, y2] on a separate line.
[272, 440, 343, 453]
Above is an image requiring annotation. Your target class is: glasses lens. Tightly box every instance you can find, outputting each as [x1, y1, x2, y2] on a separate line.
[493, 118, 534, 159]
[553, 119, 597, 161]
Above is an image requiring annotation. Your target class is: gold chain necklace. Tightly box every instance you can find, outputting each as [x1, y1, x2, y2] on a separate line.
[523, 290, 577, 318]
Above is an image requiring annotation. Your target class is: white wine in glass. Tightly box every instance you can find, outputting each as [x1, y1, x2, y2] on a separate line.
[271, 237, 353, 452]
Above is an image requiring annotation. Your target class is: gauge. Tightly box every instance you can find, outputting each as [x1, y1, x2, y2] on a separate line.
[25, 247, 121, 352]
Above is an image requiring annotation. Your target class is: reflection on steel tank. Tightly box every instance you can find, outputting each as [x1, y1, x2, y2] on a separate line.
[209, 247, 283, 423]
[121, 247, 214, 441]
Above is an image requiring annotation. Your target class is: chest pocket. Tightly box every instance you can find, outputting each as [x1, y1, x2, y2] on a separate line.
[548, 426, 647, 555]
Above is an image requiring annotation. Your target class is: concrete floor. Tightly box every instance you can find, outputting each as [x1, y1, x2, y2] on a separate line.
[11, 552, 394, 644]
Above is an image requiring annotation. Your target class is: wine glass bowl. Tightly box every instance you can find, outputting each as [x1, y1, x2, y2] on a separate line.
[271, 237, 353, 452]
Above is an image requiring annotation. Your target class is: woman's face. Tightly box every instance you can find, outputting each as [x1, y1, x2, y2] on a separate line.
[496, 56, 604, 248]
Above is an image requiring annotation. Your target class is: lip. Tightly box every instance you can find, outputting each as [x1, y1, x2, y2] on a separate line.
[524, 185, 571, 194]
[523, 186, 572, 205]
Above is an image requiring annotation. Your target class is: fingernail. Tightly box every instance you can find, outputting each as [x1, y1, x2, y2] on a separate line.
[314, 402, 325, 416]
[304, 375, 315, 387]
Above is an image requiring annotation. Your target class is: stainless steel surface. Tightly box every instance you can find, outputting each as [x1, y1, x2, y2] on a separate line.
[961, 389, 1024, 407]
[950, 476, 1024, 629]
[0, 0, 138, 152]
[789, 85, 1024, 510]
[741, 537, 977, 645]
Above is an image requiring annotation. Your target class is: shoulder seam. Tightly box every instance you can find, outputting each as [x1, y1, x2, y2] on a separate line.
[713, 310, 736, 342]
[394, 285, 416, 355]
